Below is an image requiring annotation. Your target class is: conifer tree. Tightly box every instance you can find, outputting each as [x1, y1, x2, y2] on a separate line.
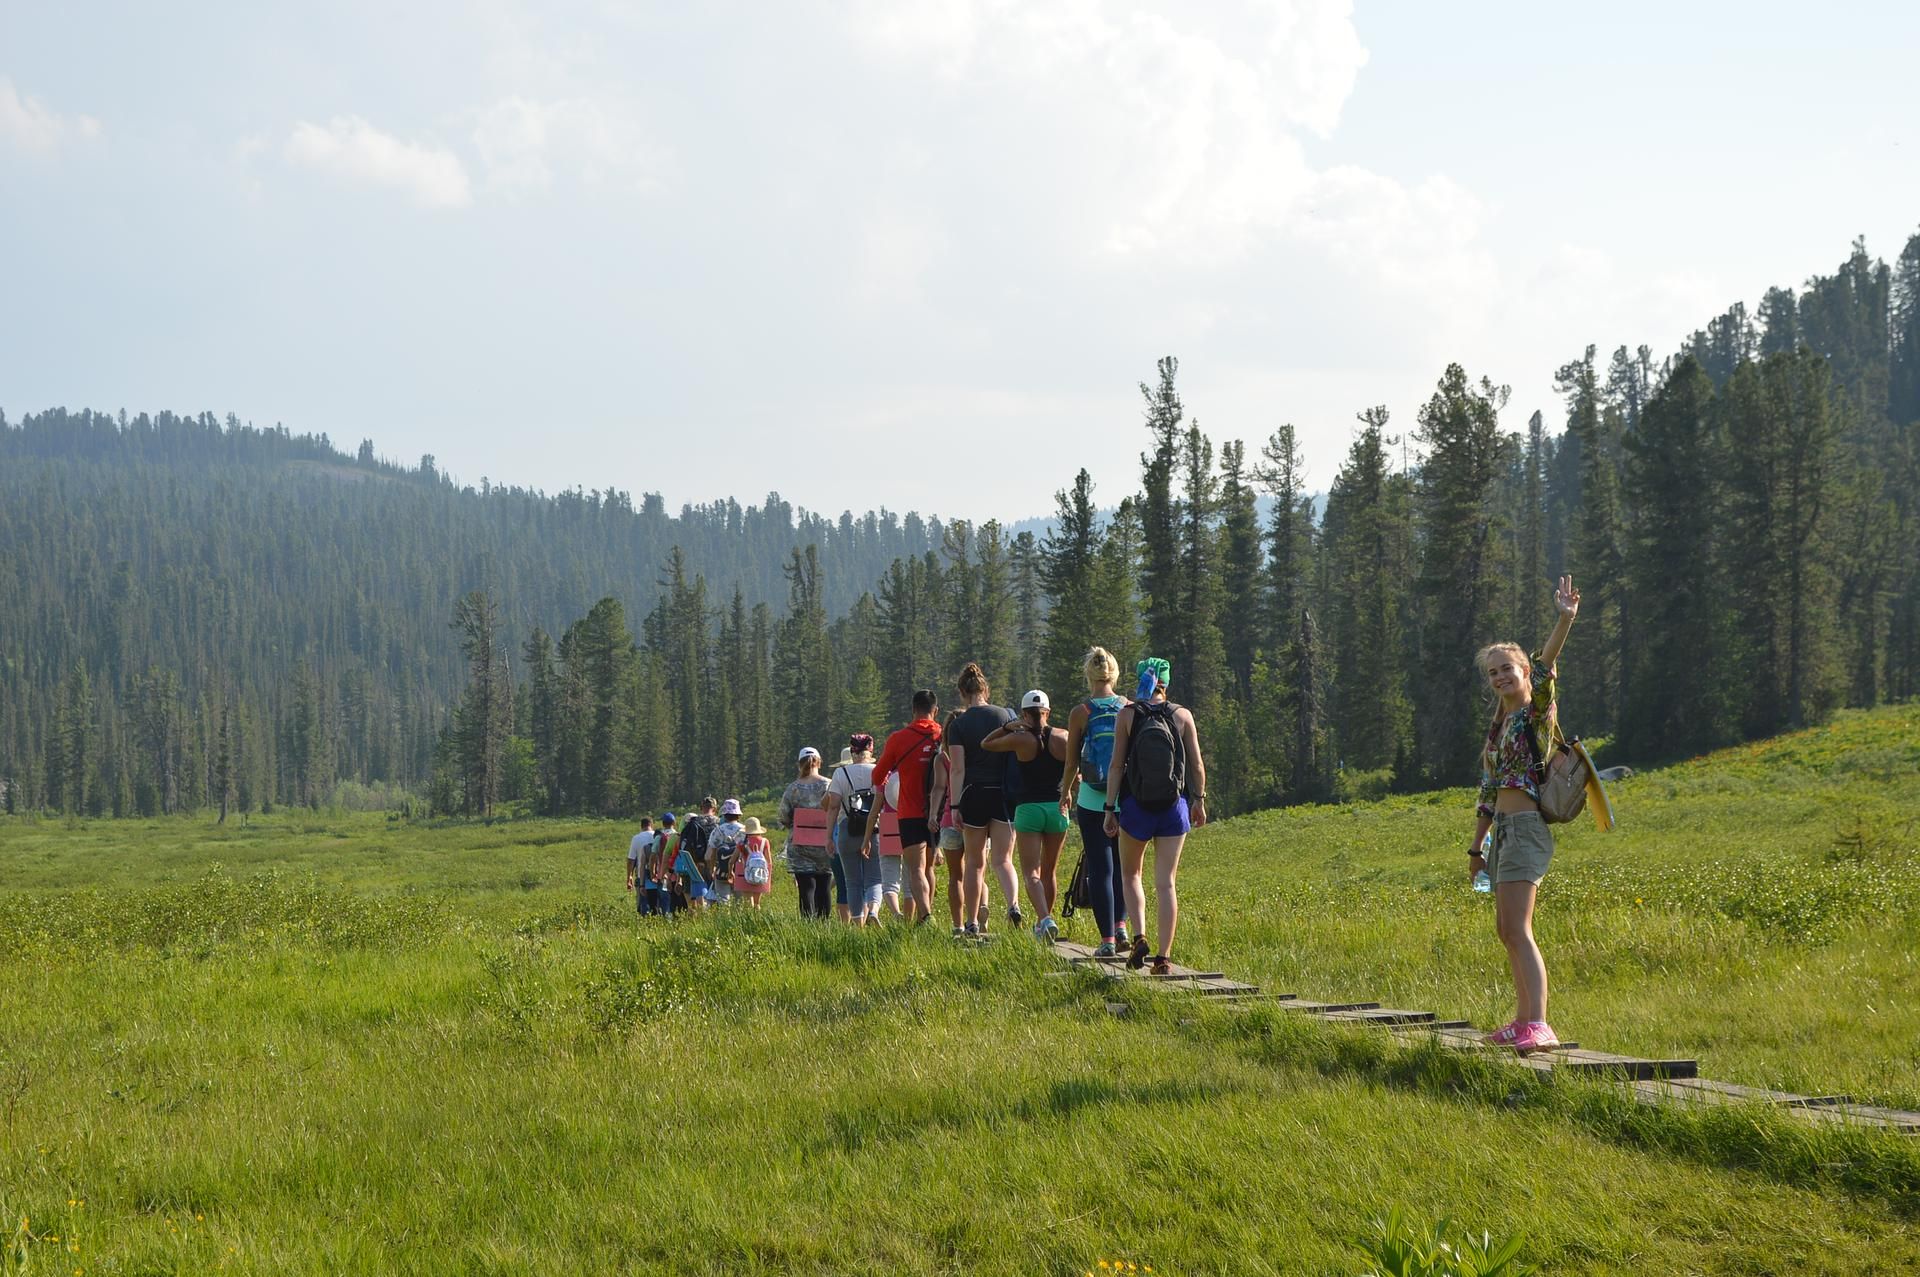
[1254, 423, 1312, 661]
[1217, 439, 1262, 699]
[577, 597, 630, 814]
[1320, 409, 1412, 771]
[1039, 469, 1103, 701]
[1007, 531, 1042, 696]
[451, 590, 513, 817]
[522, 628, 559, 813]
[1722, 350, 1844, 732]
[1412, 367, 1511, 783]
[1619, 357, 1731, 755]
[214, 693, 234, 823]
[1555, 346, 1624, 736]
[1093, 498, 1144, 670]
[1287, 610, 1328, 801]
[1519, 411, 1551, 643]
[1138, 357, 1184, 659]
[772, 546, 832, 756]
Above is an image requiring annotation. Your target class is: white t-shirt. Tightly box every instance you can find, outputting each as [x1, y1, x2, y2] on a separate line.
[829, 762, 876, 801]
[627, 830, 655, 863]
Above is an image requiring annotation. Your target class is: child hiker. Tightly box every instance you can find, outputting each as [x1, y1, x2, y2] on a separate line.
[1470, 575, 1580, 1053]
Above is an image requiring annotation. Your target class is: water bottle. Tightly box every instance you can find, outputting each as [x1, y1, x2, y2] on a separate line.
[1473, 831, 1493, 893]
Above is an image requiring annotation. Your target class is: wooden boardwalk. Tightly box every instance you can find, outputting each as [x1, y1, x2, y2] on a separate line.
[1050, 940, 1920, 1137]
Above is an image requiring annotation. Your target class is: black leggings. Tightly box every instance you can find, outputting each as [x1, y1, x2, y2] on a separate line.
[794, 871, 834, 918]
[1075, 804, 1129, 939]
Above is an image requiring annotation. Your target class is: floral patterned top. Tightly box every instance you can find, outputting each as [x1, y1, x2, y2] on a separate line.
[1476, 652, 1558, 820]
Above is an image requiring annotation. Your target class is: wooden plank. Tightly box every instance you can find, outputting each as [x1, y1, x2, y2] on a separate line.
[1533, 1048, 1696, 1081]
[1194, 978, 1262, 996]
[1389, 1020, 1473, 1033]
[1786, 1099, 1920, 1133]
[1660, 1078, 1836, 1106]
[1324, 1008, 1436, 1026]
[1275, 999, 1382, 1015]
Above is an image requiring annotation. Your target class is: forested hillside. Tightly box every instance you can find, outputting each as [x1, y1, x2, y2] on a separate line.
[4, 233, 1917, 821]
[0, 419, 948, 815]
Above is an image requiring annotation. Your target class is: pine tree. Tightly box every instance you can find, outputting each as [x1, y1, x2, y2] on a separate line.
[1412, 367, 1511, 783]
[1007, 531, 1042, 696]
[214, 693, 234, 823]
[1722, 350, 1844, 732]
[1619, 356, 1731, 755]
[522, 628, 559, 813]
[1320, 409, 1412, 772]
[451, 590, 513, 817]
[1039, 469, 1103, 702]
[1287, 610, 1328, 801]
[1217, 439, 1262, 699]
[1555, 346, 1625, 736]
[1518, 411, 1551, 643]
[1138, 357, 1184, 660]
[773, 546, 832, 757]
[1093, 498, 1144, 671]
[1254, 423, 1312, 661]
[1170, 425, 1227, 718]
[1758, 286, 1799, 356]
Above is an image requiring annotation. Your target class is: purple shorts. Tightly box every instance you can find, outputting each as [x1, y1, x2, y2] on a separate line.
[1117, 794, 1191, 843]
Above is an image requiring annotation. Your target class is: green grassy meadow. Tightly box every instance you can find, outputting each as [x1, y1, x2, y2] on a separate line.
[3, 707, 1918, 1274]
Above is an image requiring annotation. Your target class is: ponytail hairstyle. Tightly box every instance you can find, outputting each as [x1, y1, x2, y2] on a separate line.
[1083, 646, 1119, 691]
[956, 662, 989, 700]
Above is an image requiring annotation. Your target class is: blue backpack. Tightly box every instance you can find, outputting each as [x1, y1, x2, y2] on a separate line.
[1079, 697, 1121, 787]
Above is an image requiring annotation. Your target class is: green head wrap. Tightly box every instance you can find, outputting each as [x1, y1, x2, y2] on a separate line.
[1135, 657, 1171, 699]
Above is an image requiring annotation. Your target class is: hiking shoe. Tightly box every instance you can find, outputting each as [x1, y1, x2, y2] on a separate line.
[1007, 907, 1024, 928]
[1094, 940, 1117, 958]
[1034, 916, 1058, 944]
[1115, 925, 1131, 948]
[963, 922, 980, 938]
[1149, 956, 1171, 976]
[1482, 1021, 1521, 1047]
[1126, 935, 1151, 970]
[951, 926, 965, 938]
[1510, 1021, 1561, 1053]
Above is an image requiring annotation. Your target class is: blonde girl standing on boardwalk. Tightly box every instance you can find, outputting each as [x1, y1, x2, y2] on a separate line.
[1470, 575, 1580, 1053]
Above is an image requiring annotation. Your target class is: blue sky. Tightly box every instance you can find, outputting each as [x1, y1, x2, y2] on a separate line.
[4, 2, 1917, 521]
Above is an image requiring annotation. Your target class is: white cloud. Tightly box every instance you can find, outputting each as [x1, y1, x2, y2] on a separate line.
[470, 95, 667, 194]
[284, 116, 471, 209]
[0, 75, 101, 151]
[845, 1, 1383, 264]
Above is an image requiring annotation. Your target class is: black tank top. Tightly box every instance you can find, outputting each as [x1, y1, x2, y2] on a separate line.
[1010, 727, 1065, 805]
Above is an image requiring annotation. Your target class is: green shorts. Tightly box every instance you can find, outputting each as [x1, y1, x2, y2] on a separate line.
[1011, 801, 1069, 835]
[1488, 811, 1554, 885]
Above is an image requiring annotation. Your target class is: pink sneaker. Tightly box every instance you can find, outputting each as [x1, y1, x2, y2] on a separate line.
[1482, 1021, 1520, 1046]
[1509, 1021, 1561, 1053]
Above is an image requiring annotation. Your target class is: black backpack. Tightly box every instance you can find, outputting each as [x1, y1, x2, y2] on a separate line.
[1124, 700, 1186, 812]
[840, 768, 875, 836]
[681, 813, 716, 858]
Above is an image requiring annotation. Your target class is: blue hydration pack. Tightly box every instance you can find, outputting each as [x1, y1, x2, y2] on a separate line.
[1079, 696, 1121, 787]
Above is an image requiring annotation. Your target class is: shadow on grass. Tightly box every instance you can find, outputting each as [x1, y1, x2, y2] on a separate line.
[1183, 998, 1920, 1219]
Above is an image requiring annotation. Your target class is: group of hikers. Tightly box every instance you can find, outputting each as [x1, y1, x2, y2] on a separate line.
[622, 575, 1584, 1048]
[625, 646, 1206, 975]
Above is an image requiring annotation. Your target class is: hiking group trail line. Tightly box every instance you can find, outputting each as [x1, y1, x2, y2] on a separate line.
[1046, 940, 1920, 1136]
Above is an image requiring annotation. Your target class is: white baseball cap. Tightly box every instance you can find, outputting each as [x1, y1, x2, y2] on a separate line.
[797, 746, 821, 762]
[1020, 689, 1050, 711]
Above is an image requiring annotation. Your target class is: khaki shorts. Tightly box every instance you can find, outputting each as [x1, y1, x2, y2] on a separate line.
[1488, 811, 1554, 885]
